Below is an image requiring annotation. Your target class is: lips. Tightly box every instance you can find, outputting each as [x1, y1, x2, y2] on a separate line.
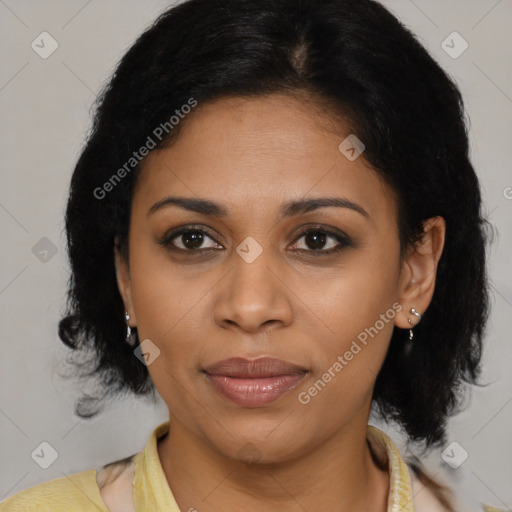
[204, 357, 308, 378]
[203, 357, 308, 407]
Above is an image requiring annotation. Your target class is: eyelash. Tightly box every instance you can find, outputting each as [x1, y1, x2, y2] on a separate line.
[158, 224, 353, 257]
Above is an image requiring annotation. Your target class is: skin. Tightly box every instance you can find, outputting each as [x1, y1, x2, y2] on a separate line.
[114, 93, 445, 511]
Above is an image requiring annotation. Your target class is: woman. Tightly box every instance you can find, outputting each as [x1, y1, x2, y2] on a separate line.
[0, 0, 498, 510]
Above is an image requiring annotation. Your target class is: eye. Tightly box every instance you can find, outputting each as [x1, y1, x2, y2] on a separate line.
[159, 225, 352, 256]
[289, 227, 352, 255]
[159, 226, 222, 252]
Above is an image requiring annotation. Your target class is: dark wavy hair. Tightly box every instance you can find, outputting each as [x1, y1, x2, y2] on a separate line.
[58, 0, 490, 448]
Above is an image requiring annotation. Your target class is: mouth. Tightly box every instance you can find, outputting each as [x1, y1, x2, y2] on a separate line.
[202, 357, 309, 408]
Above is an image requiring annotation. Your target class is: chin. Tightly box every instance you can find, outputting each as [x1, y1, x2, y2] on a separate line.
[205, 417, 315, 465]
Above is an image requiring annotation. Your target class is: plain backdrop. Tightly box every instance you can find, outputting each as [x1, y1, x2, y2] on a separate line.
[1, 1, 511, 510]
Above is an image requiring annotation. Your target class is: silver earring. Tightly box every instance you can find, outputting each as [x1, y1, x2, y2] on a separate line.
[408, 307, 421, 340]
[125, 311, 136, 346]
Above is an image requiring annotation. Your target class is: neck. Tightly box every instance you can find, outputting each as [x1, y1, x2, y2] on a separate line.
[157, 415, 389, 512]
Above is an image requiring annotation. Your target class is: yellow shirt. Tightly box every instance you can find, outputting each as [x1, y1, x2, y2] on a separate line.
[0, 421, 503, 511]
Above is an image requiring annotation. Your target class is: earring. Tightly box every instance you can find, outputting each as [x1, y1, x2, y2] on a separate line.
[407, 307, 421, 340]
[124, 311, 137, 346]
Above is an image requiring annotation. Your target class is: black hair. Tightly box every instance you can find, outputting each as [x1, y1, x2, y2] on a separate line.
[58, 0, 490, 448]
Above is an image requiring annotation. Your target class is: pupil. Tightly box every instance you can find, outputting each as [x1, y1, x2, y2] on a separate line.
[183, 231, 203, 249]
[306, 231, 326, 250]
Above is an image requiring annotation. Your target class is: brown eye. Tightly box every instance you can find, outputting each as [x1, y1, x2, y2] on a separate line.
[160, 227, 222, 252]
[290, 228, 352, 255]
[299, 231, 331, 250]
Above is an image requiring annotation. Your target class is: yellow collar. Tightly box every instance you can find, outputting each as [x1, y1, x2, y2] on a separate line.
[367, 425, 415, 511]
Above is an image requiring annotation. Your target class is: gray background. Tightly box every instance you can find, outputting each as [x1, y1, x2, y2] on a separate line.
[1, 0, 511, 510]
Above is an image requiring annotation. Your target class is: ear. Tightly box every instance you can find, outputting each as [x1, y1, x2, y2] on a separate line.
[114, 237, 137, 326]
[395, 216, 446, 329]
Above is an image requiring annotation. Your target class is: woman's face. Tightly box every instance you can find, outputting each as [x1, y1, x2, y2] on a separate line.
[117, 93, 410, 462]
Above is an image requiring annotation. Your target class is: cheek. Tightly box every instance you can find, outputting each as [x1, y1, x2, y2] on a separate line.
[311, 244, 400, 340]
[297, 302, 396, 436]
[127, 252, 206, 415]
[126, 240, 207, 380]
[128, 225, 201, 335]
[298, 247, 400, 409]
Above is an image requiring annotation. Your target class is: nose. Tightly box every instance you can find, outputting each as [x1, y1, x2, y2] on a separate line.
[212, 249, 293, 334]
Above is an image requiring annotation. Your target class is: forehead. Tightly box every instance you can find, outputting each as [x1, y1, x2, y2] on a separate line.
[133, 94, 397, 224]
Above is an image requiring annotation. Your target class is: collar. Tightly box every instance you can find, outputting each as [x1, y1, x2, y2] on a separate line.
[367, 425, 415, 511]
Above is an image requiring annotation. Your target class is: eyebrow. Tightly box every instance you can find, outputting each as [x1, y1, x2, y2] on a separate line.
[147, 195, 370, 220]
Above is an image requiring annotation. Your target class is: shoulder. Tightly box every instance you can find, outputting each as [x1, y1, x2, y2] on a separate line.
[410, 468, 453, 512]
[96, 455, 136, 512]
[0, 469, 109, 512]
[410, 469, 509, 512]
